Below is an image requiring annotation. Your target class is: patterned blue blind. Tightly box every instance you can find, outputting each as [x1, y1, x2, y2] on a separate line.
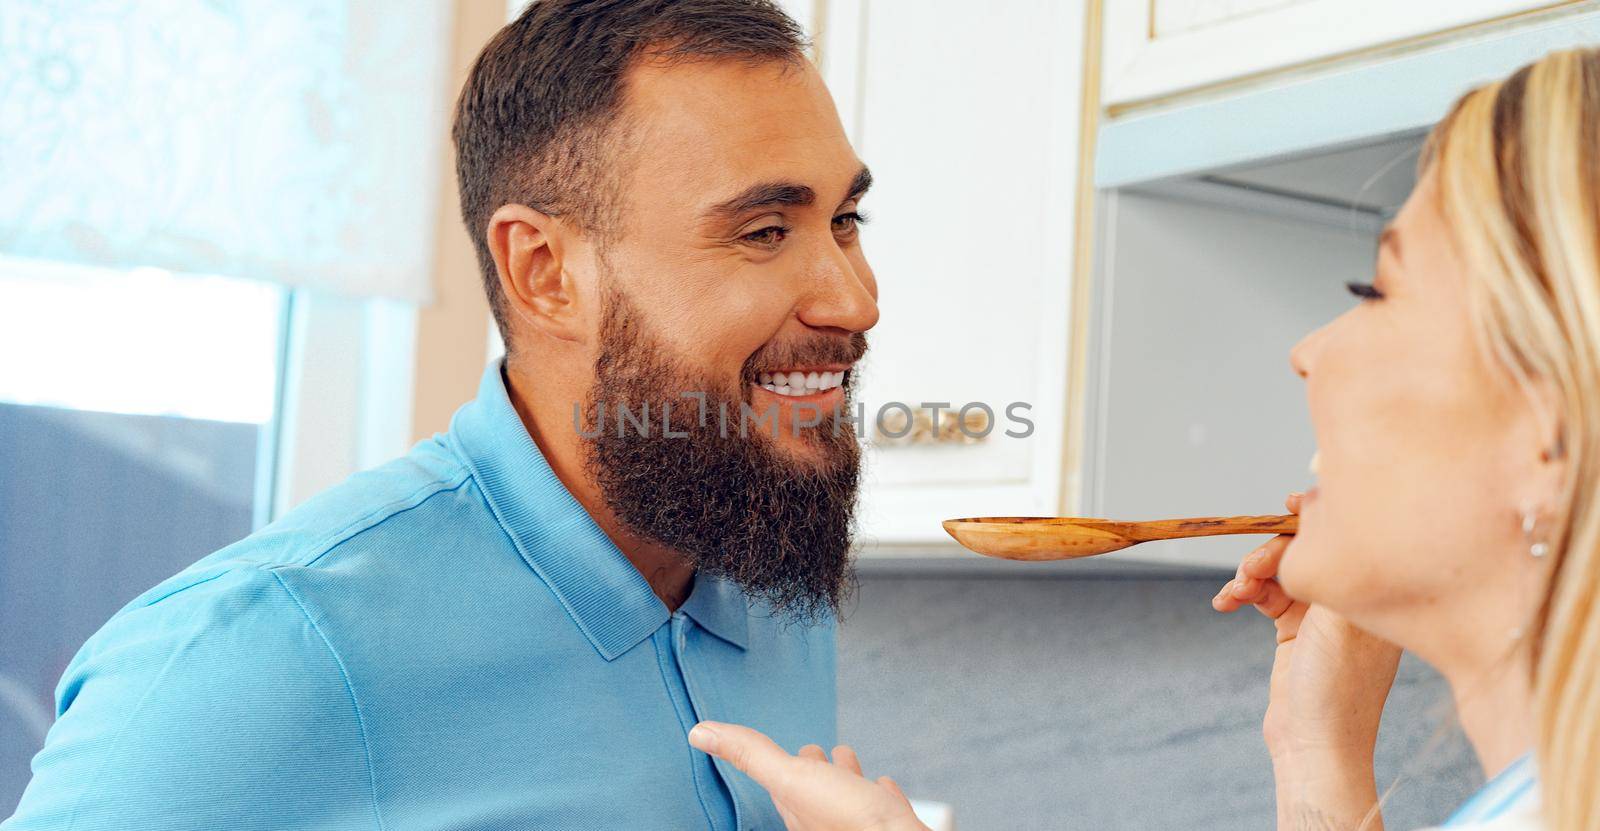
[0, 0, 451, 301]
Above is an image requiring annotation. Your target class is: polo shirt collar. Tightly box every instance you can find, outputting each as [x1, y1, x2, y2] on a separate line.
[679, 574, 750, 651]
[448, 360, 667, 661]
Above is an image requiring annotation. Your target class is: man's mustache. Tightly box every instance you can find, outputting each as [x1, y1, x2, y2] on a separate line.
[742, 332, 869, 383]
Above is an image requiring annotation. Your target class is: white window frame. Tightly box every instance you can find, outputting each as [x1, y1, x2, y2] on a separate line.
[265, 289, 420, 521]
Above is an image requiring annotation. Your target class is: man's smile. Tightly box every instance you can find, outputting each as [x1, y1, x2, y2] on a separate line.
[756, 366, 849, 395]
[753, 365, 852, 407]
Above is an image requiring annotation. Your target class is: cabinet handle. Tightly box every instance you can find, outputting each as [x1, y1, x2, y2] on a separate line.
[874, 405, 991, 446]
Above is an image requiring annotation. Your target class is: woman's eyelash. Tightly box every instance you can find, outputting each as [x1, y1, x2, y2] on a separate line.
[1346, 281, 1385, 300]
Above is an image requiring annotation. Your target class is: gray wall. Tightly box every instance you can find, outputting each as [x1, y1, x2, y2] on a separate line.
[837, 574, 1482, 831]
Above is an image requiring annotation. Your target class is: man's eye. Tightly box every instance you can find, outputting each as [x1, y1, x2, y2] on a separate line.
[833, 211, 869, 234]
[743, 225, 788, 246]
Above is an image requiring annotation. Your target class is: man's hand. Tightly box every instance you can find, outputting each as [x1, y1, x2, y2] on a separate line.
[688, 722, 929, 831]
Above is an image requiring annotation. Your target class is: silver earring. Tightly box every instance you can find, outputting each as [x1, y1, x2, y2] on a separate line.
[1521, 506, 1550, 558]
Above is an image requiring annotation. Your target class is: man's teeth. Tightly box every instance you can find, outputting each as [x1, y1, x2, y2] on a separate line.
[755, 370, 848, 396]
[1309, 449, 1321, 476]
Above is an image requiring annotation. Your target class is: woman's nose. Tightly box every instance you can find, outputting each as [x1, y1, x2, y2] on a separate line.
[1289, 324, 1328, 379]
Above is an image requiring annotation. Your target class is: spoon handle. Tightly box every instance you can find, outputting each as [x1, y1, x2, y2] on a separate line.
[1120, 514, 1298, 542]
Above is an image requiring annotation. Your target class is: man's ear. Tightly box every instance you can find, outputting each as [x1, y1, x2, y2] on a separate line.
[487, 203, 584, 343]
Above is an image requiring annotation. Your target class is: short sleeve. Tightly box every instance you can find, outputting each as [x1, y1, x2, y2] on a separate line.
[2, 567, 378, 830]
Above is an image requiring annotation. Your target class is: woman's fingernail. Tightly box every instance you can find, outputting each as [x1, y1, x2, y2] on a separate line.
[689, 723, 720, 753]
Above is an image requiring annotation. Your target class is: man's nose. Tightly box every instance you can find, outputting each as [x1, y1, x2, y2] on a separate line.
[797, 247, 879, 334]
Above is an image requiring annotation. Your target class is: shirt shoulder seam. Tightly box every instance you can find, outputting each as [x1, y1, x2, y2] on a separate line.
[139, 568, 233, 608]
[269, 568, 386, 831]
[293, 468, 472, 570]
[128, 473, 469, 614]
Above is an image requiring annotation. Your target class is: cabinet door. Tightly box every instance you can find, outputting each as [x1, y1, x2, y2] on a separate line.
[815, 0, 1088, 548]
[1103, 0, 1583, 109]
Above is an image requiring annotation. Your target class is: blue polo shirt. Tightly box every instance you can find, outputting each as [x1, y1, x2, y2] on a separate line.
[4, 361, 837, 831]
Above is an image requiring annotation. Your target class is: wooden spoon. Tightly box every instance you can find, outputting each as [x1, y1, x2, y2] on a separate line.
[941, 515, 1298, 561]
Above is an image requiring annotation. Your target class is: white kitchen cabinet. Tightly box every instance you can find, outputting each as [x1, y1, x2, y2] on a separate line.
[1103, 0, 1588, 110]
[1085, 9, 1600, 569]
[809, 0, 1089, 552]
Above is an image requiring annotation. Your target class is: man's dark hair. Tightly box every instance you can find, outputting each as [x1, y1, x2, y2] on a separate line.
[452, 0, 809, 344]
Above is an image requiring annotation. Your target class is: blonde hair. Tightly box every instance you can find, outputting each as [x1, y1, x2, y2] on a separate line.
[1423, 48, 1600, 831]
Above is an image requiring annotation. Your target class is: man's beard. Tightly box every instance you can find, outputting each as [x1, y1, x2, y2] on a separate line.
[581, 286, 866, 623]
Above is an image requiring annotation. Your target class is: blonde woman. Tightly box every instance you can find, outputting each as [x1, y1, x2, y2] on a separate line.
[686, 48, 1600, 831]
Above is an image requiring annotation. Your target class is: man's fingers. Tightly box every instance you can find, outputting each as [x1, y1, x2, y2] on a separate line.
[798, 744, 827, 763]
[878, 776, 908, 803]
[833, 744, 863, 776]
[689, 722, 797, 791]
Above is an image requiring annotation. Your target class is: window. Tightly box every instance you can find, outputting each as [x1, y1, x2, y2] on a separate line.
[0, 258, 288, 813]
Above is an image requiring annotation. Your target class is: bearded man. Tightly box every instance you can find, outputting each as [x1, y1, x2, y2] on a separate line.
[2, 1, 877, 829]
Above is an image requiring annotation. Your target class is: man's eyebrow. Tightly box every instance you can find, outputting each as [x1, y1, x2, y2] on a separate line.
[845, 166, 873, 201]
[1379, 224, 1403, 264]
[702, 166, 874, 222]
[704, 182, 816, 221]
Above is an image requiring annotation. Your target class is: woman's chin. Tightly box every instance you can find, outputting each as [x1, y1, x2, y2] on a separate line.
[1273, 499, 1324, 598]
[1278, 504, 1357, 609]
[1278, 503, 1321, 601]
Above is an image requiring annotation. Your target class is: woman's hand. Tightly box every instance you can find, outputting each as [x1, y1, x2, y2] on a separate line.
[1212, 493, 1402, 830]
[688, 721, 929, 831]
